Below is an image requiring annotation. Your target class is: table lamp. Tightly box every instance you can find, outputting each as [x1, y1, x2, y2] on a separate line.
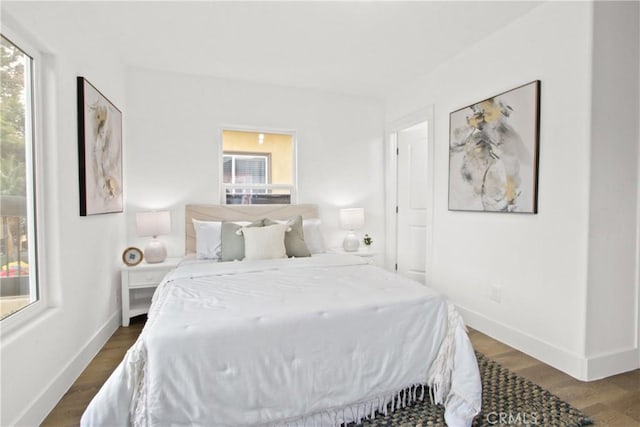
[136, 211, 171, 263]
[339, 208, 364, 252]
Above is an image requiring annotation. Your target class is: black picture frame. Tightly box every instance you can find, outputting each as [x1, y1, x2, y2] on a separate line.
[77, 76, 123, 216]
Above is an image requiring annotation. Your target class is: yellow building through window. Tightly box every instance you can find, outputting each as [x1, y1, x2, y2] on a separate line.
[222, 130, 294, 204]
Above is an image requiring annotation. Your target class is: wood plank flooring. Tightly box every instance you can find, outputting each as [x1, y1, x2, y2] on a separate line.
[43, 317, 639, 426]
[41, 317, 145, 427]
[468, 329, 640, 426]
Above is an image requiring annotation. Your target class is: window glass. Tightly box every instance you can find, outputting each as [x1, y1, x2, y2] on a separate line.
[0, 34, 38, 320]
[223, 156, 233, 183]
[222, 130, 294, 205]
[223, 154, 268, 185]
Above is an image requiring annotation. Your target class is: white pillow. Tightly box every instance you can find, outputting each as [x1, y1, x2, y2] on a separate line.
[242, 223, 288, 261]
[303, 218, 326, 254]
[193, 219, 253, 259]
[192, 219, 222, 259]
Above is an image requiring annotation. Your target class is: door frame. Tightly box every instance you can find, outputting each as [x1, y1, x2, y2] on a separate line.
[384, 106, 435, 279]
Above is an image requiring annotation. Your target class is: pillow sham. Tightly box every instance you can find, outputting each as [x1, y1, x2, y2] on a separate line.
[242, 223, 289, 261]
[303, 218, 326, 254]
[220, 219, 263, 261]
[264, 216, 311, 258]
[192, 219, 222, 260]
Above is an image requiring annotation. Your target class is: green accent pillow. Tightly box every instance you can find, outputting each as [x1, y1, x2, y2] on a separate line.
[263, 216, 311, 258]
[220, 219, 264, 261]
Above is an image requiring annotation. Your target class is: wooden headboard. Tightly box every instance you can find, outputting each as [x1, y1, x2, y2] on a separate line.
[185, 204, 319, 254]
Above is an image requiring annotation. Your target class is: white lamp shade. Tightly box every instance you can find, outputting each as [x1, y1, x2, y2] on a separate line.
[339, 208, 365, 230]
[136, 211, 171, 237]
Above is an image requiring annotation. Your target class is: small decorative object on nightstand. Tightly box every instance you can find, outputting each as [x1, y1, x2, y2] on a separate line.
[122, 247, 143, 266]
[121, 257, 180, 326]
[363, 234, 373, 246]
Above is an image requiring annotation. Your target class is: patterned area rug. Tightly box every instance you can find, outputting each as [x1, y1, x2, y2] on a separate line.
[354, 351, 593, 427]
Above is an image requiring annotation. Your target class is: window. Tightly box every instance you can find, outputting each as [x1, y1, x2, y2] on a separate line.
[223, 153, 270, 188]
[221, 130, 295, 205]
[0, 34, 39, 320]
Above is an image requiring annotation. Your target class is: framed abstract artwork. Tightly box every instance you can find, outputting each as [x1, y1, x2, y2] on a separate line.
[77, 77, 123, 216]
[448, 80, 540, 213]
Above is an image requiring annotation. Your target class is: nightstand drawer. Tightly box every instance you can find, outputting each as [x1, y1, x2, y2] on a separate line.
[127, 269, 168, 287]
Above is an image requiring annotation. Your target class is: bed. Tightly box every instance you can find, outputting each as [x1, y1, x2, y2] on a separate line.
[81, 204, 481, 427]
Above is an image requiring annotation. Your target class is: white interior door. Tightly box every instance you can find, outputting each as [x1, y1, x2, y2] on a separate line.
[396, 122, 428, 283]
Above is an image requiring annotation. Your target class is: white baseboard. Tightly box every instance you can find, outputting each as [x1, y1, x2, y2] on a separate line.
[11, 311, 120, 426]
[586, 347, 640, 380]
[456, 304, 639, 381]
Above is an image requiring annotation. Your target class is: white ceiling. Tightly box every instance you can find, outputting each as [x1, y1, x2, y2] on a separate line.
[3, 1, 542, 98]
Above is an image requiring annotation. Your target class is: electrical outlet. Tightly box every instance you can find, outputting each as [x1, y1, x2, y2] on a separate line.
[490, 284, 502, 303]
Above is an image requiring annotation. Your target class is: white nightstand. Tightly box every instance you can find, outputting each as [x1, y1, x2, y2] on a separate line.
[329, 247, 378, 263]
[121, 257, 180, 326]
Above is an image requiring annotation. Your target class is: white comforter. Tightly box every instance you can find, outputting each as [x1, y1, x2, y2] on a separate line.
[82, 254, 481, 426]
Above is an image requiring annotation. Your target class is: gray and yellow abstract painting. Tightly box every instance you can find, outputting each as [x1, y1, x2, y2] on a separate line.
[448, 81, 540, 213]
[78, 77, 123, 216]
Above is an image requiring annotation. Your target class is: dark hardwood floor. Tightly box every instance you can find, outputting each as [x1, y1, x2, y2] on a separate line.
[42, 317, 639, 426]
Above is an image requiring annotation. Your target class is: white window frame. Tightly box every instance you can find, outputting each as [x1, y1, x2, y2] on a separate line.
[0, 22, 48, 333]
[219, 127, 297, 204]
[223, 153, 270, 190]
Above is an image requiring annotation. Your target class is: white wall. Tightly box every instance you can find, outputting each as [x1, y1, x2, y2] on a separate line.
[386, 1, 639, 380]
[585, 1, 639, 375]
[124, 68, 386, 259]
[0, 7, 127, 426]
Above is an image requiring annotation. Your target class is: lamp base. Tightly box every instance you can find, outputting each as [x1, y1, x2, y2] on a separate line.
[342, 231, 360, 252]
[144, 238, 167, 263]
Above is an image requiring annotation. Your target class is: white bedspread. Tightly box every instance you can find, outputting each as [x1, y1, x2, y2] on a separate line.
[82, 254, 481, 426]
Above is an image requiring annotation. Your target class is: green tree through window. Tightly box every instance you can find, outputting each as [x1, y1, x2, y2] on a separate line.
[1, 36, 27, 197]
[0, 34, 37, 320]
